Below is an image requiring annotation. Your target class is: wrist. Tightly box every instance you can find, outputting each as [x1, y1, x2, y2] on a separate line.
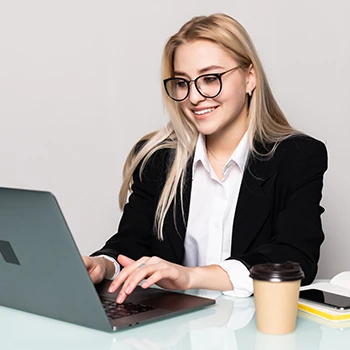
[187, 266, 208, 290]
[99, 256, 115, 279]
[186, 266, 198, 290]
[188, 265, 233, 291]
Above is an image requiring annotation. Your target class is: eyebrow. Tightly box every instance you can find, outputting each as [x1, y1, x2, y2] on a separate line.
[173, 65, 225, 78]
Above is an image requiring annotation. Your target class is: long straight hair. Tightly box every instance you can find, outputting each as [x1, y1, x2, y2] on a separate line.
[119, 14, 298, 240]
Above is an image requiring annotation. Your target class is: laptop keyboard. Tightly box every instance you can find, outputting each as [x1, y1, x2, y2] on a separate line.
[101, 298, 156, 320]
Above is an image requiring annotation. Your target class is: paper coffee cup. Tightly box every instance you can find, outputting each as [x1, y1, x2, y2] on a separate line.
[250, 262, 304, 335]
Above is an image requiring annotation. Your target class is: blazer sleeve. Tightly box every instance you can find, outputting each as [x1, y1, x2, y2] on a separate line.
[91, 148, 167, 262]
[232, 137, 328, 285]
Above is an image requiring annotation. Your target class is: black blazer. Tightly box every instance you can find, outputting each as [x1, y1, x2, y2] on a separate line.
[92, 135, 328, 285]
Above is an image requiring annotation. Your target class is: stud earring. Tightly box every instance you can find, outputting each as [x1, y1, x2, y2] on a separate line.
[247, 90, 252, 97]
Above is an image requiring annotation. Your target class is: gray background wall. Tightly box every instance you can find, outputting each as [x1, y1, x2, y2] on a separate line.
[0, 0, 349, 279]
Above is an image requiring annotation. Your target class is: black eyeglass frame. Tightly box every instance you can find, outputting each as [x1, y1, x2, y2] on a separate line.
[163, 66, 241, 102]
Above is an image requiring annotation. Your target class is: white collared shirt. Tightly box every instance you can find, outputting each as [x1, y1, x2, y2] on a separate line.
[183, 132, 253, 297]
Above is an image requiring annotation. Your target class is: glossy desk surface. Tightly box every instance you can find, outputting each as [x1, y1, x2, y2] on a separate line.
[1, 288, 348, 350]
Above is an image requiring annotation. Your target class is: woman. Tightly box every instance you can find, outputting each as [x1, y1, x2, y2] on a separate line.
[83, 13, 327, 304]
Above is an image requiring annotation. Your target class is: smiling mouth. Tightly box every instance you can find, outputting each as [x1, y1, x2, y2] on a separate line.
[193, 107, 217, 116]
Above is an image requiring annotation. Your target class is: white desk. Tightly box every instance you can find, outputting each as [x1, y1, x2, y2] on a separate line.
[0, 289, 348, 350]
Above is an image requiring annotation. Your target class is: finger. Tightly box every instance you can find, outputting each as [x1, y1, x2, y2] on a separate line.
[117, 254, 135, 267]
[140, 261, 178, 289]
[141, 270, 168, 289]
[117, 259, 167, 297]
[116, 264, 157, 303]
[108, 256, 149, 293]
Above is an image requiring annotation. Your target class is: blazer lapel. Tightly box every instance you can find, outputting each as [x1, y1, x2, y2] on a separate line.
[231, 154, 274, 255]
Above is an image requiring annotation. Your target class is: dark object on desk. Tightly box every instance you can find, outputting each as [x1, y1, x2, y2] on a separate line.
[299, 289, 350, 311]
[0, 187, 215, 332]
[250, 261, 305, 282]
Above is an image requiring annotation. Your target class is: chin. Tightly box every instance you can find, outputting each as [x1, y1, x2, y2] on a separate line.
[195, 127, 218, 136]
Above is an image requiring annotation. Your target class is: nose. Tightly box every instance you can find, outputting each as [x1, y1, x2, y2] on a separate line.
[188, 82, 206, 105]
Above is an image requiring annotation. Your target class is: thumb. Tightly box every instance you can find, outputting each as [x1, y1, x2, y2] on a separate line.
[117, 254, 135, 267]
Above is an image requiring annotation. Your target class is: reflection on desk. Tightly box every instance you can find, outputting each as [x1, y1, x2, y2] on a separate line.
[0, 290, 349, 350]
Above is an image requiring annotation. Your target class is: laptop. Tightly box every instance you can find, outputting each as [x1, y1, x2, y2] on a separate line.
[0, 187, 215, 332]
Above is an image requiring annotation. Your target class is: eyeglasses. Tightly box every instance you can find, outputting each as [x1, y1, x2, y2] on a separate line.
[163, 66, 240, 102]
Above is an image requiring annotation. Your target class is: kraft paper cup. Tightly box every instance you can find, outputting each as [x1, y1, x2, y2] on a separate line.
[250, 262, 304, 335]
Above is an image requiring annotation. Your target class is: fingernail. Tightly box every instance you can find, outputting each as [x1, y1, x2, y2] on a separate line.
[125, 286, 131, 294]
[108, 287, 114, 293]
[117, 295, 123, 304]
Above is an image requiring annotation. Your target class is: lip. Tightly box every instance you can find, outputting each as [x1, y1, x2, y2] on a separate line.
[191, 106, 218, 120]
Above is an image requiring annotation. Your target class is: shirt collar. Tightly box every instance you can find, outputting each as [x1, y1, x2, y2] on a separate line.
[192, 132, 250, 179]
[192, 134, 211, 176]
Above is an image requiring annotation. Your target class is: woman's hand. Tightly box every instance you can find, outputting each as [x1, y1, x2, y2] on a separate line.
[82, 256, 115, 284]
[108, 254, 233, 304]
[108, 255, 195, 304]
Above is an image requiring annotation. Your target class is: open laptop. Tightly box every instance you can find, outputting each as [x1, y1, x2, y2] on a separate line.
[0, 187, 215, 332]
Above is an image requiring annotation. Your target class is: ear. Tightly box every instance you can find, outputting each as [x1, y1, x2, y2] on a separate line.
[246, 64, 256, 94]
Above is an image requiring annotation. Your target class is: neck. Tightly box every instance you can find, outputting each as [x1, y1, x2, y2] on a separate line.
[206, 121, 248, 159]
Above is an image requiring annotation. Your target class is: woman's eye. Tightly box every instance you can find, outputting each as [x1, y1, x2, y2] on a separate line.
[203, 76, 218, 84]
[176, 81, 187, 89]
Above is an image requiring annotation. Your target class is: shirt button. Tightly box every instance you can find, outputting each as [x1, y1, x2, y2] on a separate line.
[214, 222, 219, 228]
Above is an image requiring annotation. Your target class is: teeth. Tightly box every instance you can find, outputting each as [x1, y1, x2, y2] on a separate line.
[194, 108, 215, 115]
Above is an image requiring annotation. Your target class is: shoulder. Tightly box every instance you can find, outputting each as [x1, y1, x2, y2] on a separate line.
[254, 134, 327, 162]
[265, 135, 328, 183]
[133, 141, 176, 182]
[273, 134, 328, 169]
[275, 134, 327, 156]
[134, 140, 175, 166]
[249, 134, 328, 179]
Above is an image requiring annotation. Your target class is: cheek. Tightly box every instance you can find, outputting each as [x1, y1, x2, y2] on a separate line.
[230, 79, 246, 97]
[224, 83, 247, 106]
[219, 90, 247, 117]
[179, 102, 192, 118]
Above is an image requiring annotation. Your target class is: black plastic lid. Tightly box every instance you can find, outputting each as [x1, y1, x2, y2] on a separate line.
[249, 262, 305, 282]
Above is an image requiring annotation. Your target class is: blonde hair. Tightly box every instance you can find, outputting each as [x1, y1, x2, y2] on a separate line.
[119, 13, 298, 240]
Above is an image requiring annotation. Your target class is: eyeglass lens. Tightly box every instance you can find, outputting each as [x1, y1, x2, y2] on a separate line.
[166, 75, 221, 101]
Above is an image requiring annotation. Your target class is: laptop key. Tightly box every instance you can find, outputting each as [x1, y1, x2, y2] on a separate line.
[100, 298, 156, 320]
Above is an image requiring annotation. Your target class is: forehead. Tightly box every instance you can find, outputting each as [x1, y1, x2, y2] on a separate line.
[173, 40, 236, 74]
